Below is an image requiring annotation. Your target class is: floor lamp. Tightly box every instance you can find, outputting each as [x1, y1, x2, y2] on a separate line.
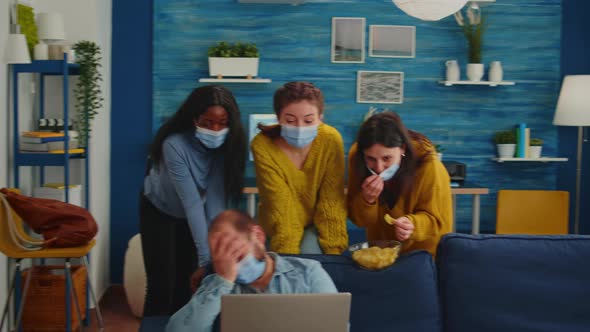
[553, 75, 590, 234]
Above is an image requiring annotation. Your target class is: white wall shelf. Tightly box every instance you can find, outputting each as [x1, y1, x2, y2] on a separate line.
[237, 0, 303, 3]
[198, 78, 272, 83]
[439, 80, 515, 87]
[493, 157, 568, 163]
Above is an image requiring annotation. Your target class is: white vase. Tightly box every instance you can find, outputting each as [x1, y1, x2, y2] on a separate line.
[208, 57, 259, 78]
[529, 146, 542, 158]
[497, 144, 516, 158]
[489, 61, 503, 82]
[437, 152, 443, 161]
[445, 60, 460, 81]
[467, 63, 484, 81]
[34, 43, 49, 60]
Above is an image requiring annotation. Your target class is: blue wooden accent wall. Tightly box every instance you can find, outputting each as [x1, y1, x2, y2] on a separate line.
[153, 0, 562, 233]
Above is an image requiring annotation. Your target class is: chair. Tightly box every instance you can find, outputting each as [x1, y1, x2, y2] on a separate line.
[0, 192, 104, 331]
[496, 190, 569, 235]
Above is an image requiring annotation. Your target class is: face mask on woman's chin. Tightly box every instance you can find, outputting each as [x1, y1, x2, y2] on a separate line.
[195, 126, 229, 149]
[367, 162, 400, 181]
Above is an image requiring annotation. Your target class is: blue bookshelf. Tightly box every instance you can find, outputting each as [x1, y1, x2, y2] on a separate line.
[12, 54, 89, 206]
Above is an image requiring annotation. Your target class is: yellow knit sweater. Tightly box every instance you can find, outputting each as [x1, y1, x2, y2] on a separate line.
[251, 124, 348, 254]
[346, 139, 452, 257]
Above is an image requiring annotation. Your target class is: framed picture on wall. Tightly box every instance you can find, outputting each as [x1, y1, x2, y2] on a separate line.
[249, 114, 278, 161]
[369, 25, 416, 58]
[357, 71, 404, 104]
[331, 17, 366, 63]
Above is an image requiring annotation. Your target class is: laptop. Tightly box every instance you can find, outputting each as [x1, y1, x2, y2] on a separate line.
[221, 293, 351, 332]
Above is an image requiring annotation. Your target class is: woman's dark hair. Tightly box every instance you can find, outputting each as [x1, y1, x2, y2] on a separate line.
[355, 112, 430, 208]
[258, 81, 324, 138]
[149, 85, 247, 204]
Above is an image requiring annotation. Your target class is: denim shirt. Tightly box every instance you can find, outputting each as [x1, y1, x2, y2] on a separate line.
[165, 253, 338, 332]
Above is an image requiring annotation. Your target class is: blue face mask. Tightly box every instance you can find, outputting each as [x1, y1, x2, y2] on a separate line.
[235, 253, 266, 284]
[280, 124, 319, 149]
[367, 163, 400, 181]
[195, 126, 229, 149]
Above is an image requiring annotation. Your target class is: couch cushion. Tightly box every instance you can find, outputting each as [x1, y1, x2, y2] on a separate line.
[301, 251, 442, 332]
[437, 234, 590, 332]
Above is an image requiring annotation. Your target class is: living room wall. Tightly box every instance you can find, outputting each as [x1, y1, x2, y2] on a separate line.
[111, 0, 586, 283]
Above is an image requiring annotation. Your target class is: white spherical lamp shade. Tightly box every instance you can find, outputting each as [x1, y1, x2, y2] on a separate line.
[37, 12, 65, 41]
[4, 33, 31, 64]
[393, 0, 469, 21]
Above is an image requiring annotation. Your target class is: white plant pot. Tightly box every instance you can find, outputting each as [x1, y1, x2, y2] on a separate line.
[529, 146, 542, 159]
[208, 57, 259, 78]
[497, 144, 516, 158]
[467, 63, 484, 81]
[437, 153, 443, 161]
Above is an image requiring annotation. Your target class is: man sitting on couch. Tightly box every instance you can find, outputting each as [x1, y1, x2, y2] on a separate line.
[165, 209, 338, 332]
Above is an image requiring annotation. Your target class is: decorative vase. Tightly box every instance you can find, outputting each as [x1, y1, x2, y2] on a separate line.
[437, 152, 443, 161]
[34, 43, 49, 60]
[445, 60, 460, 81]
[467, 63, 484, 81]
[497, 144, 516, 158]
[489, 61, 503, 82]
[529, 146, 542, 159]
[208, 57, 259, 78]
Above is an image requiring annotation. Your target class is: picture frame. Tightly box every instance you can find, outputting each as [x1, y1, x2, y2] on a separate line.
[369, 25, 416, 58]
[331, 17, 366, 63]
[356, 71, 404, 104]
[249, 114, 278, 161]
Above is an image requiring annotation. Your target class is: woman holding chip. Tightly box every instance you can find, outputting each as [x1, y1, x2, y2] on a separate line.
[346, 112, 452, 256]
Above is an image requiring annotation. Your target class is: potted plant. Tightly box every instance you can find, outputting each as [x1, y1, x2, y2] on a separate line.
[529, 138, 543, 158]
[454, 4, 486, 81]
[208, 42, 260, 78]
[72, 40, 103, 147]
[435, 144, 445, 161]
[493, 130, 516, 158]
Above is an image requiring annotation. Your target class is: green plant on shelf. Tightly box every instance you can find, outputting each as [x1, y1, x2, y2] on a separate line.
[208, 42, 259, 58]
[530, 138, 544, 146]
[73, 41, 103, 147]
[435, 144, 445, 153]
[493, 130, 516, 145]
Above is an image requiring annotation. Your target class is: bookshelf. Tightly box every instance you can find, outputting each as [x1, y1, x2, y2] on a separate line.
[11, 57, 89, 205]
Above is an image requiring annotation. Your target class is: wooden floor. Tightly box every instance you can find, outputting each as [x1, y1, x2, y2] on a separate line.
[86, 285, 141, 331]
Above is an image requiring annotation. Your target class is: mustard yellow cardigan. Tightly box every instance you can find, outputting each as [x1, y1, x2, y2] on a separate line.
[346, 141, 452, 257]
[251, 124, 348, 254]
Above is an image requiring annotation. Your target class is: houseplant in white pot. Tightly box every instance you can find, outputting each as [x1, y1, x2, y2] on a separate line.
[529, 138, 543, 158]
[455, 4, 486, 81]
[208, 42, 259, 78]
[494, 130, 516, 158]
[435, 144, 445, 161]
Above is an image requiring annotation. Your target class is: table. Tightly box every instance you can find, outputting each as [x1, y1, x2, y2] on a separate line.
[242, 180, 489, 235]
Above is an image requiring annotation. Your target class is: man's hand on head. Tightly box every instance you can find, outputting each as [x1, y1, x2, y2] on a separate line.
[209, 231, 250, 283]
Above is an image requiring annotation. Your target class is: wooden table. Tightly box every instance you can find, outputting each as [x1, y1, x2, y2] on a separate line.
[243, 180, 489, 235]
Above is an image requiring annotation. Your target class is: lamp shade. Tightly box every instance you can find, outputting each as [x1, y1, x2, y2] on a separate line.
[3, 33, 31, 64]
[37, 12, 65, 41]
[392, 0, 469, 21]
[553, 75, 590, 126]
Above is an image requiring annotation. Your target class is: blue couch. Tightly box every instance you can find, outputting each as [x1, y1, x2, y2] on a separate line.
[140, 234, 590, 332]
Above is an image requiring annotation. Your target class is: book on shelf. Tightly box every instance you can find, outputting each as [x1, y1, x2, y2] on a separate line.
[524, 128, 530, 158]
[515, 123, 527, 158]
[20, 140, 78, 152]
[47, 148, 85, 154]
[21, 131, 65, 138]
[21, 135, 66, 143]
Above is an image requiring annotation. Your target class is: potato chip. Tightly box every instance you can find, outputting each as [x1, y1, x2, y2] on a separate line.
[384, 214, 396, 225]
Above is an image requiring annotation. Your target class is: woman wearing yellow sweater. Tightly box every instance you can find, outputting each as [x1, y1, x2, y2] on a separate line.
[347, 112, 452, 256]
[251, 82, 348, 254]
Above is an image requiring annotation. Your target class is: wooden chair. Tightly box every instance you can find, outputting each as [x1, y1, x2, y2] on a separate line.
[496, 190, 569, 235]
[0, 192, 104, 331]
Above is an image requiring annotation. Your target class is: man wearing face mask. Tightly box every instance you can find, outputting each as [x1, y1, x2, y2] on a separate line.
[347, 112, 452, 257]
[165, 210, 338, 332]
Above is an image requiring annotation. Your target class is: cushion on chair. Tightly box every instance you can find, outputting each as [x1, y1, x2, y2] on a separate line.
[300, 251, 442, 332]
[437, 234, 590, 332]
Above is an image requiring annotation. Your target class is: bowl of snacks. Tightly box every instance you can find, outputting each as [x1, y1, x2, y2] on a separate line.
[348, 240, 401, 271]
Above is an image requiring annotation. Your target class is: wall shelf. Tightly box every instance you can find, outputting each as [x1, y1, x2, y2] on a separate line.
[439, 80, 515, 87]
[493, 157, 568, 163]
[237, 0, 303, 4]
[198, 78, 272, 83]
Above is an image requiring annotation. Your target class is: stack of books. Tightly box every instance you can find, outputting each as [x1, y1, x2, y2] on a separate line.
[20, 131, 83, 153]
[515, 123, 530, 158]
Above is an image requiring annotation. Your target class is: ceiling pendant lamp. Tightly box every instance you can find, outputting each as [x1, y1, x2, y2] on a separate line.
[392, 0, 469, 21]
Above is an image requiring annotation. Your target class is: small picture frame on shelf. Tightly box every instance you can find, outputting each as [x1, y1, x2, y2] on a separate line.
[369, 25, 416, 58]
[357, 71, 404, 104]
[249, 114, 278, 161]
[331, 17, 366, 63]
